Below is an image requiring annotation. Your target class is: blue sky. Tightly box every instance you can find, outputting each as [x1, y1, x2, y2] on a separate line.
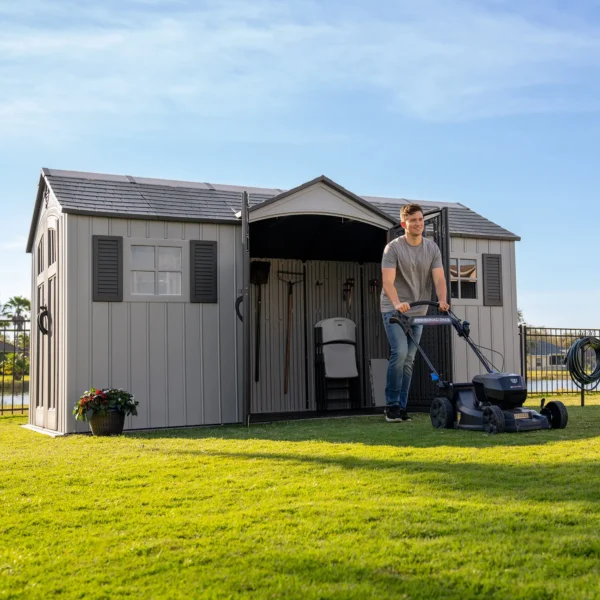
[1, 0, 599, 327]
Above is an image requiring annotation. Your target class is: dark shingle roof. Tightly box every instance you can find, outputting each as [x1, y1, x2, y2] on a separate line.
[26, 169, 520, 251]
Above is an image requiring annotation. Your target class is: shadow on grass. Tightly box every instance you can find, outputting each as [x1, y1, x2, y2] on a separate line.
[126, 406, 600, 449]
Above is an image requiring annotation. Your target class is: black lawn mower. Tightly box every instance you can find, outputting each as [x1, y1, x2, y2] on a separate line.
[390, 301, 568, 434]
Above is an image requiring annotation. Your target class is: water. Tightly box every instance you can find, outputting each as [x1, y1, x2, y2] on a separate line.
[1, 381, 30, 407]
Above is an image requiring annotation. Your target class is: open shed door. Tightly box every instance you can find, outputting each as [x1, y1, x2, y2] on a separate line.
[387, 208, 453, 409]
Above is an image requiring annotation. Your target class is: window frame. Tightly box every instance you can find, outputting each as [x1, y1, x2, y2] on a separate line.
[123, 238, 190, 302]
[448, 253, 480, 306]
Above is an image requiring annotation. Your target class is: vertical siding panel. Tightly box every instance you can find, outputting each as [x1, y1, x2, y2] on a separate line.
[452, 305, 468, 382]
[218, 226, 238, 422]
[130, 304, 149, 428]
[73, 216, 92, 432]
[185, 304, 203, 424]
[201, 224, 221, 424]
[129, 220, 147, 238]
[184, 223, 201, 240]
[167, 303, 186, 426]
[148, 303, 167, 428]
[234, 225, 244, 421]
[110, 219, 128, 237]
[506, 242, 520, 373]
[148, 221, 165, 239]
[91, 218, 110, 390]
[167, 222, 184, 240]
[465, 238, 477, 253]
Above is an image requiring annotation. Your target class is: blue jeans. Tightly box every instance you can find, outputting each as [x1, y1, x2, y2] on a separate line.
[382, 311, 423, 410]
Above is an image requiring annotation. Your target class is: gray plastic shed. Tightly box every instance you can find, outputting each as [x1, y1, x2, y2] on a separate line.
[25, 169, 520, 434]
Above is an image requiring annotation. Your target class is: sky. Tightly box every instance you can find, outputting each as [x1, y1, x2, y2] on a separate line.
[1, 0, 599, 327]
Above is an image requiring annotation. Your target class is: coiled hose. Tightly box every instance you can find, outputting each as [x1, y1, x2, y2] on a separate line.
[566, 337, 600, 390]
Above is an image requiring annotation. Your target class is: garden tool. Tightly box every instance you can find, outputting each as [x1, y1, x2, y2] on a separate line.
[278, 270, 304, 395]
[251, 261, 271, 383]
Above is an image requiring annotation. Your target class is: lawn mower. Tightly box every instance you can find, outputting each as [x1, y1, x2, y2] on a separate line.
[390, 301, 568, 434]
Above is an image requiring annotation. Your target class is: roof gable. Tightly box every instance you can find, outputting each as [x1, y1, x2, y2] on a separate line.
[248, 176, 396, 230]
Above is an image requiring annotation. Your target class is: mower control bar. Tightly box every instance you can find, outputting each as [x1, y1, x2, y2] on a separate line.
[389, 301, 495, 379]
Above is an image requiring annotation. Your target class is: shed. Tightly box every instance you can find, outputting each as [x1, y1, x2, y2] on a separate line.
[26, 169, 520, 434]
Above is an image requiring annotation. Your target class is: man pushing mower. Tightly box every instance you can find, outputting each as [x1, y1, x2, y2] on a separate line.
[381, 203, 449, 423]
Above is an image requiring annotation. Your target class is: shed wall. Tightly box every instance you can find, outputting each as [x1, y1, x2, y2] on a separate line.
[64, 215, 243, 433]
[450, 238, 519, 382]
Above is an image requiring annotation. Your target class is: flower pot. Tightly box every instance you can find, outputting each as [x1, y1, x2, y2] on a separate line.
[89, 410, 125, 436]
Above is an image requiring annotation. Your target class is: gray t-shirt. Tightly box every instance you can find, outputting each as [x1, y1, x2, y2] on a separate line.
[380, 236, 443, 316]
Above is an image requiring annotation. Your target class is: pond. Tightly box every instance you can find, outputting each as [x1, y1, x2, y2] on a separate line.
[1, 381, 29, 407]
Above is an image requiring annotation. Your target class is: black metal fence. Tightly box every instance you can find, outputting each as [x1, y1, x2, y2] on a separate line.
[1, 319, 30, 415]
[519, 325, 600, 401]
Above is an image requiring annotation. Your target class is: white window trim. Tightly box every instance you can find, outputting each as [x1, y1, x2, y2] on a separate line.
[123, 238, 189, 303]
[449, 253, 481, 306]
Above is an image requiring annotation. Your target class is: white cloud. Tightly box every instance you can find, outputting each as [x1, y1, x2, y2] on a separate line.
[1, 0, 600, 143]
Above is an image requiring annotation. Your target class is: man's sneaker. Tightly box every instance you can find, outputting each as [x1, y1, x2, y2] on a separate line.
[400, 409, 413, 422]
[385, 406, 403, 423]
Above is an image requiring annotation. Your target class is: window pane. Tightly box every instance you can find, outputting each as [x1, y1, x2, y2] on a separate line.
[158, 272, 182, 295]
[461, 281, 477, 299]
[451, 281, 459, 299]
[132, 271, 155, 295]
[459, 259, 477, 281]
[158, 247, 182, 270]
[449, 258, 458, 282]
[131, 246, 155, 269]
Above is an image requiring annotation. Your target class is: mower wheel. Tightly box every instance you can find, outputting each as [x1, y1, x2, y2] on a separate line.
[542, 400, 568, 429]
[483, 405, 505, 434]
[430, 397, 455, 429]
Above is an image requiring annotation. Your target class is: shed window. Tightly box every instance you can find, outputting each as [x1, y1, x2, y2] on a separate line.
[450, 258, 477, 299]
[37, 236, 44, 275]
[48, 228, 57, 267]
[131, 245, 182, 296]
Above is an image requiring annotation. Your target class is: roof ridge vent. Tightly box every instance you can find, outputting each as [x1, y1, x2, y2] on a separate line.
[126, 175, 136, 184]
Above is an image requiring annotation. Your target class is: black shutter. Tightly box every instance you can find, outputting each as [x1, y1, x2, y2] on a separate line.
[190, 241, 218, 303]
[92, 235, 123, 302]
[482, 254, 503, 306]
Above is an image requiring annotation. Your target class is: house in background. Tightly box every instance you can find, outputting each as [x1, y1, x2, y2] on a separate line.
[526, 340, 567, 371]
[26, 168, 520, 434]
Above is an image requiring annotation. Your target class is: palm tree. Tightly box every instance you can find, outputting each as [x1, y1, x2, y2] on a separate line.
[2, 297, 30, 331]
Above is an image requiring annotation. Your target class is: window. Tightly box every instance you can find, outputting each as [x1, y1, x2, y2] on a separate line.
[48, 228, 57, 267]
[37, 236, 44, 275]
[131, 245, 182, 296]
[549, 354, 566, 366]
[450, 258, 477, 299]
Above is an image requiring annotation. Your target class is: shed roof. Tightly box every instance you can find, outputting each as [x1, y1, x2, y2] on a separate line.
[26, 168, 520, 252]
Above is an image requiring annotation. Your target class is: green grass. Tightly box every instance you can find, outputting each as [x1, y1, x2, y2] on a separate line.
[2, 407, 600, 600]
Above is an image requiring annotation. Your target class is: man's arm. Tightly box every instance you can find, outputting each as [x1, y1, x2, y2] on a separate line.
[382, 267, 410, 313]
[432, 267, 449, 311]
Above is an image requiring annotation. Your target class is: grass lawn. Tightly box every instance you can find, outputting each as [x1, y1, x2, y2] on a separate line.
[2, 405, 600, 599]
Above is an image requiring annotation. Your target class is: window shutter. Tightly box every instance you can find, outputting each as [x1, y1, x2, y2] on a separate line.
[483, 254, 503, 306]
[190, 241, 218, 303]
[92, 235, 123, 302]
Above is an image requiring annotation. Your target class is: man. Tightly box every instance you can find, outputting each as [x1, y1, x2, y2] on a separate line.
[381, 203, 449, 423]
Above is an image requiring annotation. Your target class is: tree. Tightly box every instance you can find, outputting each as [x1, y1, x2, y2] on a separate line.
[1, 297, 31, 331]
[1, 296, 31, 320]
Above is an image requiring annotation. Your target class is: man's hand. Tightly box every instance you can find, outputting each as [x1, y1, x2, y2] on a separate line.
[438, 301, 450, 312]
[395, 302, 411, 313]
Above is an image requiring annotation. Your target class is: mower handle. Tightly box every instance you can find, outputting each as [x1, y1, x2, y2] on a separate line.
[406, 301, 440, 308]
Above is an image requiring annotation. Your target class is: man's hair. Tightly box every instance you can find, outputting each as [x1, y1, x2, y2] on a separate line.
[400, 203, 424, 222]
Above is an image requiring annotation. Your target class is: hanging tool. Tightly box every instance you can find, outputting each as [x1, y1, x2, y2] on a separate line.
[251, 261, 271, 383]
[278, 270, 304, 395]
[368, 278, 382, 337]
[343, 278, 355, 319]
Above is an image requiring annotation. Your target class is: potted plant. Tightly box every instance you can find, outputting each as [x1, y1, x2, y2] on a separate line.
[73, 388, 139, 436]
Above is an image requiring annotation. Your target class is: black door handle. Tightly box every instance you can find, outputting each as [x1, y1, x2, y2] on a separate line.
[37, 306, 49, 335]
[235, 296, 243, 322]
